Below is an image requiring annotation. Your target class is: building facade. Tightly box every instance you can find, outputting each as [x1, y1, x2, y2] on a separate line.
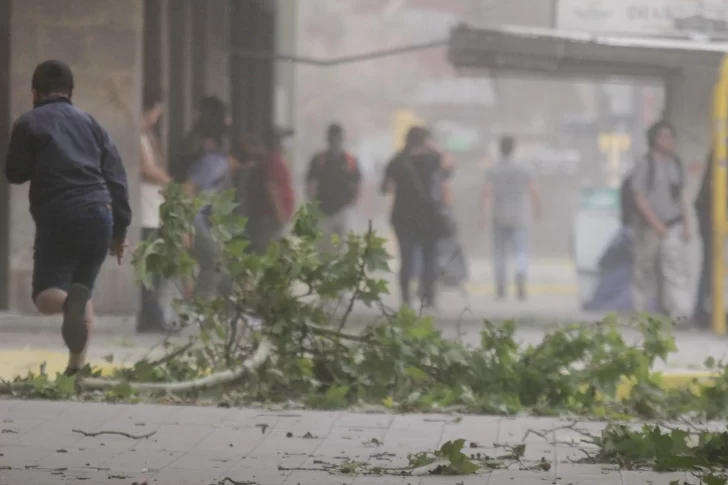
[0, 0, 296, 314]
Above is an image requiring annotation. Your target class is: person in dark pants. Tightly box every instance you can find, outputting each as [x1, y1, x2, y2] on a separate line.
[4, 60, 131, 375]
[381, 126, 450, 308]
[693, 152, 714, 329]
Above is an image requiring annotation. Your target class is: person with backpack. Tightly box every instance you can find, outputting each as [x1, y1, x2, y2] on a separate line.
[306, 123, 362, 252]
[629, 120, 690, 319]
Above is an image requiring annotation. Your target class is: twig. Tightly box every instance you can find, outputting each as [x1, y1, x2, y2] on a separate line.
[337, 221, 374, 333]
[0, 338, 273, 395]
[309, 324, 370, 342]
[145, 342, 195, 369]
[218, 478, 257, 485]
[72, 429, 157, 440]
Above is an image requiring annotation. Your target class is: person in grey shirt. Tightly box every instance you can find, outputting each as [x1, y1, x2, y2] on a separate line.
[481, 136, 541, 300]
[630, 120, 690, 318]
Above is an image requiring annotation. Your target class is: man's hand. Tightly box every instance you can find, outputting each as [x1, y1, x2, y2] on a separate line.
[109, 237, 128, 264]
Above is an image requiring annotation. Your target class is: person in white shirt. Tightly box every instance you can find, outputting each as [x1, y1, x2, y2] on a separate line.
[138, 87, 173, 333]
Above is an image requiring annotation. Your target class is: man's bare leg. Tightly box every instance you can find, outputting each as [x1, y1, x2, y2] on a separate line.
[34, 285, 93, 373]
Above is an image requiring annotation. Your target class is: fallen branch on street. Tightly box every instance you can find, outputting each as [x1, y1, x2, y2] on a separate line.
[72, 429, 157, 440]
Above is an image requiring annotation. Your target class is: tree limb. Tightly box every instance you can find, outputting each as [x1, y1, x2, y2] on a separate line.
[0, 338, 272, 395]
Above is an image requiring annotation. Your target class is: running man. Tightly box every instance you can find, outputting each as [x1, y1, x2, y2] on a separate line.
[4, 60, 131, 376]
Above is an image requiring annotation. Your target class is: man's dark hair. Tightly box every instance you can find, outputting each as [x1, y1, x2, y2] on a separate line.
[499, 135, 515, 157]
[143, 86, 164, 112]
[405, 126, 430, 149]
[198, 96, 228, 123]
[327, 123, 344, 141]
[31, 60, 74, 98]
[646, 120, 675, 149]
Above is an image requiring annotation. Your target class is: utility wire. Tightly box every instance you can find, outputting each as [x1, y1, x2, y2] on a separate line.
[227, 0, 508, 67]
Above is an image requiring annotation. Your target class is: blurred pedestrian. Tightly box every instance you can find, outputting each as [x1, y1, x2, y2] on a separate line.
[171, 95, 231, 183]
[5, 60, 131, 375]
[630, 121, 689, 319]
[381, 126, 452, 309]
[481, 135, 540, 300]
[306, 123, 361, 252]
[138, 86, 174, 333]
[182, 122, 245, 298]
[693, 151, 714, 328]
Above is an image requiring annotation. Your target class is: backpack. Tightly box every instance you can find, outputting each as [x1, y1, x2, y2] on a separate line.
[620, 155, 683, 226]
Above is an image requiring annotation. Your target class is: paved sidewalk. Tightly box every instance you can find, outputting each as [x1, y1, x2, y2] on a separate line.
[0, 401, 708, 484]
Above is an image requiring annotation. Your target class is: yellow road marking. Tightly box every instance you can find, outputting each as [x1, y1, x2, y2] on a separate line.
[0, 349, 125, 380]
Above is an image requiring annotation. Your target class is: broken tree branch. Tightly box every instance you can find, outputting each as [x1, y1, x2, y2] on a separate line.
[72, 429, 157, 440]
[0, 338, 273, 395]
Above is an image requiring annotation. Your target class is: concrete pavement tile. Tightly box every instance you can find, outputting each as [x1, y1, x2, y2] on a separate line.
[314, 444, 375, 462]
[281, 470, 356, 484]
[165, 405, 238, 425]
[0, 445, 52, 468]
[166, 448, 244, 470]
[224, 408, 285, 426]
[0, 469, 71, 485]
[195, 425, 269, 454]
[32, 447, 122, 469]
[112, 403, 185, 424]
[389, 414, 453, 430]
[619, 471, 692, 484]
[550, 463, 621, 481]
[328, 425, 387, 442]
[253, 435, 325, 456]
[222, 464, 289, 485]
[335, 412, 394, 429]
[57, 401, 131, 422]
[498, 417, 567, 444]
[12, 427, 82, 449]
[5, 400, 73, 418]
[351, 476, 421, 485]
[0, 416, 48, 434]
[134, 423, 215, 452]
[488, 470, 572, 484]
[263, 410, 342, 430]
[383, 424, 446, 442]
[102, 449, 184, 470]
[148, 468, 230, 485]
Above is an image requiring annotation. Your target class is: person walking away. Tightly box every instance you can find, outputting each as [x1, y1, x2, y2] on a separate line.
[138, 87, 174, 333]
[692, 151, 714, 328]
[306, 123, 361, 252]
[630, 121, 690, 319]
[381, 126, 450, 309]
[481, 135, 540, 300]
[183, 125, 245, 298]
[4, 60, 131, 376]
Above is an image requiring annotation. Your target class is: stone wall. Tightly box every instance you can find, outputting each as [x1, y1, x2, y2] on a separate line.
[9, 0, 142, 314]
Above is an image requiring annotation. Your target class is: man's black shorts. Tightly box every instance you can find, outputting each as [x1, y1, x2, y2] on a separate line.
[32, 205, 113, 300]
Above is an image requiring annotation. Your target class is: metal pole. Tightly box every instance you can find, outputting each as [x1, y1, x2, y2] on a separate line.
[711, 56, 728, 335]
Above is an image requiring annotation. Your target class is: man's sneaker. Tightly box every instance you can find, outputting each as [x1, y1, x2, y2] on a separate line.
[62, 283, 91, 354]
